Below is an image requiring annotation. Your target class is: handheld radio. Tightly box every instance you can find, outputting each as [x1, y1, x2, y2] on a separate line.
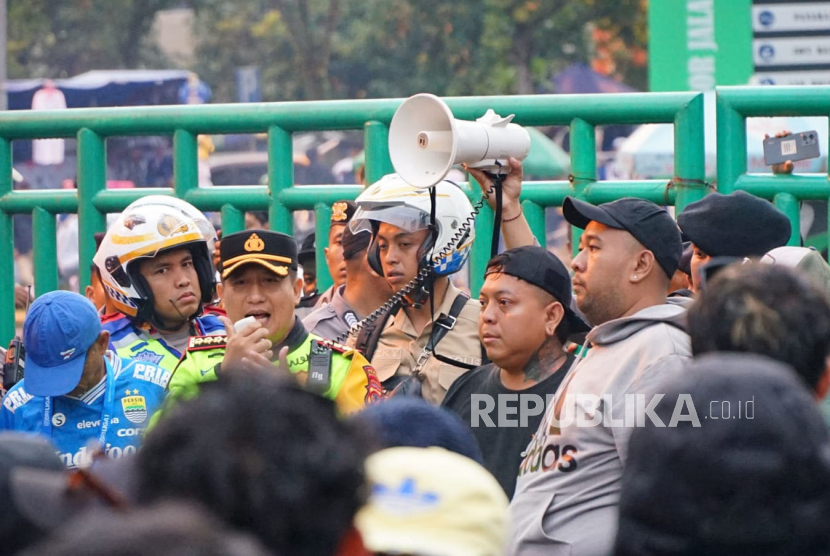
[2, 285, 31, 392]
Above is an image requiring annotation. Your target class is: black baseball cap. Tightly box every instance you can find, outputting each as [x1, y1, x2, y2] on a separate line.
[563, 196, 682, 278]
[220, 229, 298, 279]
[678, 242, 693, 276]
[485, 246, 590, 333]
[677, 190, 791, 258]
[297, 233, 316, 267]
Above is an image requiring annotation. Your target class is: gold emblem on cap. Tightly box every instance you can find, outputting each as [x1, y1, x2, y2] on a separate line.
[331, 202, 348, 222]
[244, 233, 265, 252]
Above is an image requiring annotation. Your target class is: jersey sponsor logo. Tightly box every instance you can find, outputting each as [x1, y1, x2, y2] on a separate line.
[116, 427, 145, 437]
[52, 412, 67, 427]
[121, 394, 148, 424]
[58, 444, 138, 468]
[73, 413, 122, 430]
[3, 388, 33, 412]
[59, 445, 94, 468]
[133, 350, 164, 365]
[132, 363, 172, 389]
[77, 419, 101, 429]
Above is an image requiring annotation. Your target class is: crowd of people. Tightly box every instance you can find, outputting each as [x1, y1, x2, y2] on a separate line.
[0, 148, 829, 556]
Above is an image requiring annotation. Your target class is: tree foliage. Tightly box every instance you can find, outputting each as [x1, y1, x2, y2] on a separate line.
[194, 0, 647, 101]
[8, 0, 647, 97]
[8, 0, 176, 78]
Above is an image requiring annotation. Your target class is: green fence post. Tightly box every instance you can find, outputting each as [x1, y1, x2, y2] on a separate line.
[174, 129, 199, 198]
[315, 203, 333, 293]
[716, 94, 746, 195]
[268, 126, 293, 235]
[569, 118, 596, 257]
[221, 204, 245, 236]
[673, 93, 706, 212]
[77, 129, 107, 291]
[523, 201, 546, 247]
[0, 137, 14, 343]
[32, 207, 58, 297]
[468, 177, 493, 297]
[364, 121, 394, 185]
[773, 192, 801, 246]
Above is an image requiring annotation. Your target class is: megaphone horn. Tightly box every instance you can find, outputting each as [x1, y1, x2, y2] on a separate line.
[388, 93, 531, 189]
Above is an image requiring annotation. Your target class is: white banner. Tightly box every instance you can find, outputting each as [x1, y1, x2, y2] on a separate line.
[753, 37, 830, 65]
[753, 70, 830, 85]
[753, 3, 830, 33]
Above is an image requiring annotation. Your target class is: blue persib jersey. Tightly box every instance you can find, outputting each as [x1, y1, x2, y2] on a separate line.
[0, 352, 170, 468]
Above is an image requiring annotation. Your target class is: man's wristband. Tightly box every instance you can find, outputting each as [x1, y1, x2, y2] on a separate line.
[502, 205, 523, 223]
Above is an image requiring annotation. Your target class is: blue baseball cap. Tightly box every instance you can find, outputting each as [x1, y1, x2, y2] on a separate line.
[23, 291, 102, 397]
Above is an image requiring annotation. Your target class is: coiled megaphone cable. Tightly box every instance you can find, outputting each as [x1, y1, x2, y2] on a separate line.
[334, 172, 504, 346]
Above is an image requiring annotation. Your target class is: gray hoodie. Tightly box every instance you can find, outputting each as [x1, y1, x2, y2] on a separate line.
[507, 299, 692, 556]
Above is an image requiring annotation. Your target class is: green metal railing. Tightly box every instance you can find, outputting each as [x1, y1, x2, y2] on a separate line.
[0, 92, 706, 345]
[717, 86, 830, 247]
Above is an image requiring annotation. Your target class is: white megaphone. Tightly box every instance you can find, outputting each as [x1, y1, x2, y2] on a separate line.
[388, 93, 531, 189]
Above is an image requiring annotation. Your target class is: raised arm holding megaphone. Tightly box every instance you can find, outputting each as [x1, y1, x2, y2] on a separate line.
[388, 93, 536, 251]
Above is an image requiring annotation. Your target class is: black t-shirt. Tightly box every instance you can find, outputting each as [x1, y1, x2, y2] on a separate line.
[441, 355, 575, 499]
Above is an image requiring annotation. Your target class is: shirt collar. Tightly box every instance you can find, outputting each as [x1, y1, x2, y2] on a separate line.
[330, 285, 356, 316]
[278, 316, 309, 353]
[67, 355, 113, 404]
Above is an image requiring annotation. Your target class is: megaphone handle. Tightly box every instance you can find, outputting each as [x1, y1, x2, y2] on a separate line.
[486, 171, 504, 258]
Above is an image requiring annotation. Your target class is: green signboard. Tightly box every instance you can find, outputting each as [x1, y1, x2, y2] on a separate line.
[649, 0, 753, 91]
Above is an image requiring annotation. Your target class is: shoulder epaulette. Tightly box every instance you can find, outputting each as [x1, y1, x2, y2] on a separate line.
[187, 335, 227, 351]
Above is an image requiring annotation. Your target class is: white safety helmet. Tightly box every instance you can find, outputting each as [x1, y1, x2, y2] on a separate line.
[125, 195, 218, 255]
[351, 174, 475, 276]
[93, 204, 216, 326]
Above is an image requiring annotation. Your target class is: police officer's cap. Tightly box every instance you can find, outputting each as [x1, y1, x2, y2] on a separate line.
[330, 200, 357, 226]
[220, 229, 298, 279]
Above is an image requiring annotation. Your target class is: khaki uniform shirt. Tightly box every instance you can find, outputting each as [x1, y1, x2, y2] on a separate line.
[371, 282, 482, 405]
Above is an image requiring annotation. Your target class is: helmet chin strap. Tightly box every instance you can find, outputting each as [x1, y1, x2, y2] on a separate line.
[402, 187, 439, 310]
[162, 298, 196, 331]
[144, 296, 199, 333]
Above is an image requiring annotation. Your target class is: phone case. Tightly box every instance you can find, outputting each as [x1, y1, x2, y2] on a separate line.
[763, 131, 820, 165]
